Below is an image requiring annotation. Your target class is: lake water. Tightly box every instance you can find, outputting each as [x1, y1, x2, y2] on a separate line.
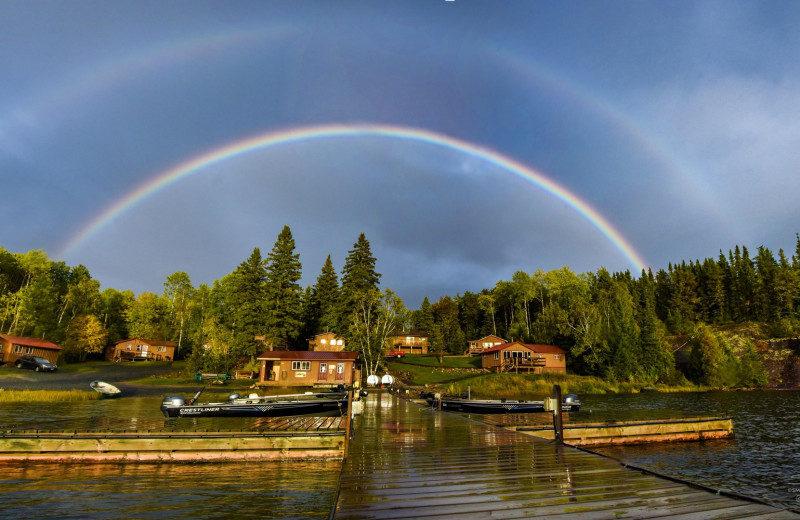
[0, 390, 798, 517]
[578, 390, 800, 510]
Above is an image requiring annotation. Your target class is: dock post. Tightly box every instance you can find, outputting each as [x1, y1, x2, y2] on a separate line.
[552, 384, 564, 444]
[343, 389, 353, 459]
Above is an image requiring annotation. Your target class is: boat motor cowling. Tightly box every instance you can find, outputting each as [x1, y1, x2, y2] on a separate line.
[563, 394, 579, 404]
[160, 395, 186, 418]
[227, 393, 241, 401]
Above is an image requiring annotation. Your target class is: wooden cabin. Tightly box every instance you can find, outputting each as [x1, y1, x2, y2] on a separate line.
[480, 341, 566, 374]
[0, 334, 62, 365]
[308, 332, 346, 352]
[108, 337, 177, 361]
[468, 335, 507, 355]
[257, 350, 361, 388]
[386, 329, 429, 355]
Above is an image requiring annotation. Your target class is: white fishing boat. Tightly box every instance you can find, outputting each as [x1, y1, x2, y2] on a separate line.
[90, 380, 122, 398]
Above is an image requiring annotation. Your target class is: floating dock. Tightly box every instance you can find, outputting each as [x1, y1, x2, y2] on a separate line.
[0, 416, 346, 462]
[331, 393, 799, 519]
[512, 416, 734, 446]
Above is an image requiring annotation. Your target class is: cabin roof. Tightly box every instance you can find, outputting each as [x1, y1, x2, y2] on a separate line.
[0, 333, 62, 351]
[480, 341, 566, 355]
[257, 350, 359, 361]
[389, 329, 429, 337]
[113, 337, 177, 347]
[470, 335, 507, 343]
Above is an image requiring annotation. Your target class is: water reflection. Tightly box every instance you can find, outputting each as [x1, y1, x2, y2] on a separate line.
[553, 390, 800, 509]
[1, 461, 339, 520]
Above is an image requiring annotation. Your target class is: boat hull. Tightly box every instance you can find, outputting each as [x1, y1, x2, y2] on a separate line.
[161, 392, 349, 418]
[90, 380, 122, 398]
[427, 398, 580, 414]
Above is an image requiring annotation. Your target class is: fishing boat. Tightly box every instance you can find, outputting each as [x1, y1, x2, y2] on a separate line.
[425, 393, 580, 414]
[160, 388, 350, 418]
[90, 380, 122, 398]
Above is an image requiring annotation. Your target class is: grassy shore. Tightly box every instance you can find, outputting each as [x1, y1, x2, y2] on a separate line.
[387, 355, 707, 398]
[0, 389, 101, 402]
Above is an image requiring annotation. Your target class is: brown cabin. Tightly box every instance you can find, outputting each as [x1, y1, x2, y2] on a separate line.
[257, 350, 361, 389]
[308, 332, 346, 352]
[468, 334, 507, 355]
[386, 329, 429, 355]
[480, 341, 566, 374]
[108, 337, 177, 361]
[0, 334, 62, 365]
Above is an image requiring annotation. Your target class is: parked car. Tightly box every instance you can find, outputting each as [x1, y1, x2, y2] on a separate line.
[14, 355, 58, 372]
[386, 350, 405, 358]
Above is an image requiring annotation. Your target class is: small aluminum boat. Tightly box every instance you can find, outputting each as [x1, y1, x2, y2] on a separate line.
[90, 380, 122, 398]
[160, 388, 350, 418]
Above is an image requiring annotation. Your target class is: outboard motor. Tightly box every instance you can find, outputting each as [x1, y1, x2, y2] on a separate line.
[227, 393, 241, 401]
[563, 394, 581, 411]
[160, 395, 186, 418]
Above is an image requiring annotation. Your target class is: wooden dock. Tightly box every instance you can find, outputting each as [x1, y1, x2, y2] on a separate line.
[0, 416, 346, 462]
[332, 393, 799, 519]
[513, 416, 735, 446]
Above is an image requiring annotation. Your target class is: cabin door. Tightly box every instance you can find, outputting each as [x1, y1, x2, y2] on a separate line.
[318, 363, 328, 381]
[335, 363, 345, 381]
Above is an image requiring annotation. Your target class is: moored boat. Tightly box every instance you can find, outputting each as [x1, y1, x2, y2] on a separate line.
[424, 393, 580, 414]
[160, 388, 350, 418]
[90, 380, 122, 398]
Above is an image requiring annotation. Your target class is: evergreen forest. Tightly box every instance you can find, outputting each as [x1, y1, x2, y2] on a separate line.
[3, 229, 800, 388]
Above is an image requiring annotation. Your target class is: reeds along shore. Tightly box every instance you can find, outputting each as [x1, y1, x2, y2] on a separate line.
[439, 373, 711, 400]
[0, 389, 101, 402]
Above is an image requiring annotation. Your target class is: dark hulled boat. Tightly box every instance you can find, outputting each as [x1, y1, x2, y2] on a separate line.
[425, 393, 580, 414]
[160, 389, 349, 418]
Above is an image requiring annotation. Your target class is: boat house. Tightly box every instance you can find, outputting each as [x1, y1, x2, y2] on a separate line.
[0, 334, 62, 365]
[386, 329, 429, 355]
[256, 350, 361, 388]
[108, 337, 177, 361]
[468, 334, 507, 355]
[480, 341, 566, 374]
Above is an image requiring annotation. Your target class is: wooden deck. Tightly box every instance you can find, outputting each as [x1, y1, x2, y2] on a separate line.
[0, 416, 346, 463]
[332, 393, 799, 519]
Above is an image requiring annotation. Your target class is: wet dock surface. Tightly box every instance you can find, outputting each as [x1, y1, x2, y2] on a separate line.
[333, 392, 799, 519]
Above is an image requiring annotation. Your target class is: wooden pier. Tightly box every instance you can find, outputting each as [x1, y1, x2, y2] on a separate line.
[332, 393, 799, 519]
[513, 416, 735, 446]
[0, 416, 346, 462]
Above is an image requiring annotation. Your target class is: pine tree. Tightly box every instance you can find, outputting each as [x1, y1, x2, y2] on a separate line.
[339, 233, 381, 329]
[310, 255, 340, 333]
[230, 247, 267, 357]
[264, 226, 303, 348]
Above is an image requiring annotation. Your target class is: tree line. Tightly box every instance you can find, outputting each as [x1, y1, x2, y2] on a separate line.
[2, 231, 799, 386]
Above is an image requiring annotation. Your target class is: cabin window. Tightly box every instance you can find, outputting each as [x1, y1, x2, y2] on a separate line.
[126, 344, 132, 351]
[337, 339, 343, 345]
[337, 363, 345, 374]
[13, 345, 23, 353]
[553, 354, 560, 360]
[158, 346, 166, 352]
[25, 347, 33, 354]
[493, 352, 499, 360]
[291, 361, 311, 371]
[321, 339, 327, 344]
[136, 345, 141, 351]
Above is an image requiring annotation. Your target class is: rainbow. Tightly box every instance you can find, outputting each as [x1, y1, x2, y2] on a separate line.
[57, 124, 648, 272]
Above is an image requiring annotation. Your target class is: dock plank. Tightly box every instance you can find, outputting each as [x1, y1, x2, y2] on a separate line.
[332, 394, 799, 519]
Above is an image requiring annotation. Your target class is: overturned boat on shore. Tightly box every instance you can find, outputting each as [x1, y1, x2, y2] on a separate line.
[90, 380, 122, 398]
[425, 393, 580, 414]
[160, 388, 350, 418]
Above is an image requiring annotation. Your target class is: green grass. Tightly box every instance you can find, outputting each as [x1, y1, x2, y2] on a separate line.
[0, 389, 101, 402]
[398, 355, 482, 369]
[434, 373, 708, 399]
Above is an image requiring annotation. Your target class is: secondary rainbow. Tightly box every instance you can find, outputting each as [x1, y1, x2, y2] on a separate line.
[58, 124, 648, 272]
